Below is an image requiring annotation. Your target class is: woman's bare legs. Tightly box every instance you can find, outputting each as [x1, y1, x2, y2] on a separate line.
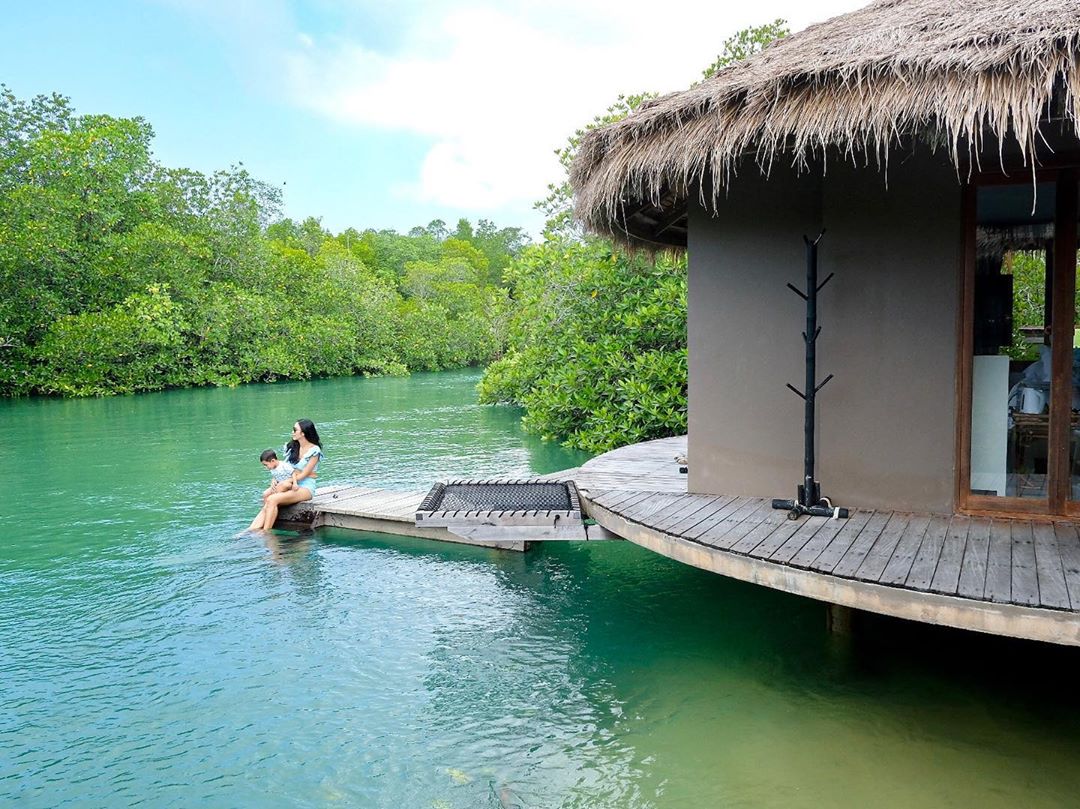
[261, 487, 312, 531]
[246, 484, 282, 531]
[247, 507, 268, 531]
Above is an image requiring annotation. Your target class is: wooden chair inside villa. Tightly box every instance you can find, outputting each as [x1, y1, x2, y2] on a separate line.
[1009, 411, 1080, 496]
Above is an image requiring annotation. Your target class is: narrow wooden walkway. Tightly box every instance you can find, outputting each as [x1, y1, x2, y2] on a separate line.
[574, 436, 1080, 645]
[314, 486, 428, 522]
[279, 485, 532, 549]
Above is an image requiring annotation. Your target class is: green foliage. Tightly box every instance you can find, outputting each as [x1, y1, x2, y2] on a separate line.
[0, 86, 524, 397]
[453, 217, 528, 286]
[699, 20, 790, 80]
[483, 21, 788, 452]
[1000, 250, 1080, 360]
[479, 241, 687, 452]
[358, 227, 442, 283]
[32, 285, 186, 396]
[1005, 251, 1047, 361]
[537, 93, 658, 239]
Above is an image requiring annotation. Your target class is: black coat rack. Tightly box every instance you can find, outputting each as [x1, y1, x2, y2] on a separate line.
[772, 232, 850, 521]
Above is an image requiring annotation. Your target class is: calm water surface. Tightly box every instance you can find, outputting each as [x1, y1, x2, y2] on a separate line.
[4, 369, 1080, 808]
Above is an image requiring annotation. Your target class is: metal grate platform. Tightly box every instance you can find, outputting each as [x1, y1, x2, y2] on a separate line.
[416, 479, 586, 542]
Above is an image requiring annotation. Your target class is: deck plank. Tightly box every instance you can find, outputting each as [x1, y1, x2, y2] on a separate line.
[320, 486, 384, 506]
[957, 517, 992, 600]
[983, 520, 1013, 604]
[684, 497, 756, 541]
[586, 489, 632, 509]
[789, 510, 869, 570]
[341, 492, 421, 511]
[373, 490, 426, 509]
[609, 488, 673, 520]
[696, 498, 771, 544]
[324, 488, 419, 511]
[618, 492, 685, 523]
[831, 512, 892, 578]
[653, 495, 721, 534]
[602, 490, 656, 514]
[1010, 522, 1040, 607]
[770, 515, 833, 564]
[369, 491, 428, 510]
[747, 514, 812, 557]
[929, 516, 970, 595]
[699, 499, 775, 550]
[879, 514, 931, 586]
[1054, 523, 1080, 610]
[729, 513, 801, 557]
[668, 495, 737, 537]
[810, 511, 881, 574]
[904, 514, 951, 591]
[855, 512, 913, 582]
[339, 490, 415, 513]
[1033, 522, 1071, 609]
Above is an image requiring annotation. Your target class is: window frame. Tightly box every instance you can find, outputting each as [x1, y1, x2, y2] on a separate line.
[958, 167, 1079, 516]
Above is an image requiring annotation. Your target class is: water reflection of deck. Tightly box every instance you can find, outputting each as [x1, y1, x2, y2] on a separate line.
[573, 436, 1080, 646]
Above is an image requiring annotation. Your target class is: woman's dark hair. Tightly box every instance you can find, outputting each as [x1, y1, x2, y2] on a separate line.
[260, 449, 278, 462]
[297, 419, 322, 448]
[286, 419, 322, 464]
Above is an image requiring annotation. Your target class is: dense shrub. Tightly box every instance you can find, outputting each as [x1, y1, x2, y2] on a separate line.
[479, 240, 687, 452]
[480, 21, 792, 451]
[32, 285, 186, 396]
[0, 88, 523, 397]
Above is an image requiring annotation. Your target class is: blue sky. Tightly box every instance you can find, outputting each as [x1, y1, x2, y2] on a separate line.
[2, 0, 867, 236]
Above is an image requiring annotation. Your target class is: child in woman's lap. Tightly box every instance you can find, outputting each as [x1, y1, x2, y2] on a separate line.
[259, 449, 295, 501]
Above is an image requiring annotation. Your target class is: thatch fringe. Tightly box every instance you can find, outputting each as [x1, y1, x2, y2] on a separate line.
[571, 0, 1080, 245]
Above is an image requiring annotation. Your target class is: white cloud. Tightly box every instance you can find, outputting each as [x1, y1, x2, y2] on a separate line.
[281, 6, 612, 209]
[200, 0, 873, 213]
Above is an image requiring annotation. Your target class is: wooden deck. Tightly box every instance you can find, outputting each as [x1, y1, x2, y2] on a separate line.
[283, 479, 620, 549]
[573, 436, 1080, 646]
[279, 486, 531, 550]
[280, 433, 1080, 644]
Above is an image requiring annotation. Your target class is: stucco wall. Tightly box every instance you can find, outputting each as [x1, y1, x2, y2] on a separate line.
[687, 152, 961, 512]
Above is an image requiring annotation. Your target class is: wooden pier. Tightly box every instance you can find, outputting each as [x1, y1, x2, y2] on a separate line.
[282, 435, 1080, 645]
[281, 485, 530, 550]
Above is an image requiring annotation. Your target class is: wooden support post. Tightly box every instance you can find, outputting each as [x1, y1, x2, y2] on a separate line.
[826, 603, 854, 635]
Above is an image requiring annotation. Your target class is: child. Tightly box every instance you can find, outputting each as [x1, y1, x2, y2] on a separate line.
[259, 449, 296, 502]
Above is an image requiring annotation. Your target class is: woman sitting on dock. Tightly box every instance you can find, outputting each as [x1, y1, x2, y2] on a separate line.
[249, 419, 323, 531]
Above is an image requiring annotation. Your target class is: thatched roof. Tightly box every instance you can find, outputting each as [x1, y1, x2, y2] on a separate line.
[571, 0, 1080, 249]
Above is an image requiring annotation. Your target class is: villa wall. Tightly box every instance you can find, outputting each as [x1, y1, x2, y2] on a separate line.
[687, 150, 961, 512]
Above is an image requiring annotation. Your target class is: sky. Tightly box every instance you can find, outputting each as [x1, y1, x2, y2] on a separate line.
[2, 0, 868, 236]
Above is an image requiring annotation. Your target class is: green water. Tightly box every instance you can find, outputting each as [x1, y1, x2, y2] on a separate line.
[4, 369, 1080, 808]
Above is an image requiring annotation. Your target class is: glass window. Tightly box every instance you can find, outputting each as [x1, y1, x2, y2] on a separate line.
[970, 183, 1056, 498]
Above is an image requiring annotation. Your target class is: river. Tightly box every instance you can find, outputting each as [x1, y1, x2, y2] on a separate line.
[3, 369, 1080, 808]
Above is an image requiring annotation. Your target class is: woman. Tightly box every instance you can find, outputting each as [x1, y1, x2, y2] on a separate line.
[249, 419, 323, 532]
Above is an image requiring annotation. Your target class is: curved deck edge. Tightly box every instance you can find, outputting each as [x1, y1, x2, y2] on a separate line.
[587, 499, 1080, 647]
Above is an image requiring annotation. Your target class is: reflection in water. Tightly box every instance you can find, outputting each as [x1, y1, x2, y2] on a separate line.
[259, 529, 315, 565]
[4, 370, 1080, 808]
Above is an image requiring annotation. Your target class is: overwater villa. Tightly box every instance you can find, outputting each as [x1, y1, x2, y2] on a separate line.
[562, 0, 1080, 644]
[290, 0, 1080, 646]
